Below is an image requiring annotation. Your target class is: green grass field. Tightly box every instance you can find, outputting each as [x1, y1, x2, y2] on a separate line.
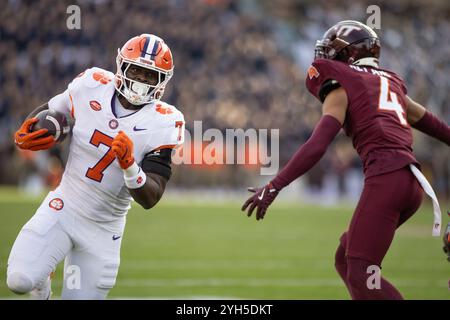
[0, 188, 448, 299]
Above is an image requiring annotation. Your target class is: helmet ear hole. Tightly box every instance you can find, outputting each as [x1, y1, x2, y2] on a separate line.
[335, 47, 349, 62]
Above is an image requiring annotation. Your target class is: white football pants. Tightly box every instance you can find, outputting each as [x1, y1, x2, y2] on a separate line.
[7, 191, 125, 299]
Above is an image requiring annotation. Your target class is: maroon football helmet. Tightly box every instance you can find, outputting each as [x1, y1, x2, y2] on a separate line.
[315, 20, 380, 66]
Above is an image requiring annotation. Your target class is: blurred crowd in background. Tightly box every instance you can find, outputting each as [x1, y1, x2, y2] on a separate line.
[0, 0, 449, 201]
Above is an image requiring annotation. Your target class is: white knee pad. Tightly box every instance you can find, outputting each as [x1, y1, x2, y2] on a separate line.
[7, 272, 33, 294]
[97, 261, 120, 290]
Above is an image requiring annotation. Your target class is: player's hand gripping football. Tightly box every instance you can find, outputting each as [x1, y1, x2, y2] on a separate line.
[14, 118, 55, 151]
[112, 131, 135, 170]
[241, 183, 279, 220]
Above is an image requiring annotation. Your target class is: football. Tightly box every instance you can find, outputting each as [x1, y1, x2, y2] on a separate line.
[31, 109, 71, 142]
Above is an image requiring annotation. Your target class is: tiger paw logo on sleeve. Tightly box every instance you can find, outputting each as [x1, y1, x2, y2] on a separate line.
[49, 198, 64, 211]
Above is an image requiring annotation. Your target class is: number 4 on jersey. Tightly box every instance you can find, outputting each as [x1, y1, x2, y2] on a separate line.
[378, 76, 408, 126]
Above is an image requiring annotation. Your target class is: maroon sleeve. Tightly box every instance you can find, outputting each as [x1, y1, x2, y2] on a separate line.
[412, 111, 450, 146]
[271, 115, 342, 190]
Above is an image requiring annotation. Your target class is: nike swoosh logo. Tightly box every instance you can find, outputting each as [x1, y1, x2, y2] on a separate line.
[258, 188, 265, 200]
[112, 235, 121, 241]
[133, 126, 146, 131]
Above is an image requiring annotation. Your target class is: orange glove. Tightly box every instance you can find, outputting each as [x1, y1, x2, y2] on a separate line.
[14, 118, 56, 151]
[112, 131, 135, 170]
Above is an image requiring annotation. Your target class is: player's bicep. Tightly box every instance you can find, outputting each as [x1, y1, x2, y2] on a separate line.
[48, 88, 73, 118]
[322, 86, 348, 125]
[319, 79, 341, 102]
[140, 148, 173, 180]
[405, 95, 426, 125]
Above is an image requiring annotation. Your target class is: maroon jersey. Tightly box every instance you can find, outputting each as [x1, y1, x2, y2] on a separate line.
[305, 59, 418, 178]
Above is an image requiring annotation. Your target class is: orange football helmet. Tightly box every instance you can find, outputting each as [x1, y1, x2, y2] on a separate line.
[115, 34, 174, 105]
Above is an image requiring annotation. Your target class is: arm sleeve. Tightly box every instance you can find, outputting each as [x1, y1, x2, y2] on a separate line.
[48, 69, 90, 118]
[140, 148, 173, 180]
[48, 88, 72, 116]
[271, 115, 342, 190]
[412, 111, 450, 146]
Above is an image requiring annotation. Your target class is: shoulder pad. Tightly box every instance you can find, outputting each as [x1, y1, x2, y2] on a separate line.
[305, 59, 354, 101]
[150, 102, 185, 147]
[69, 67, 115, 91]
[152, 101, 184, 126]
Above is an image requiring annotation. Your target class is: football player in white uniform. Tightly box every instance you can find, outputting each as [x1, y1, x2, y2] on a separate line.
[8, 34, 185, 299]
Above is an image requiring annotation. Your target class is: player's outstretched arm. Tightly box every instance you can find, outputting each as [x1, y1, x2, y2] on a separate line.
[242, 87, 347, 220]
[112, 131, 169, 209]
[406, 96, 450, 146]
[270, 87, 347, 190]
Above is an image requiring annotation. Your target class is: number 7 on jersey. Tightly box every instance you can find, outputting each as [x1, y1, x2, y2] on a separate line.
[85, 130, 116, 182]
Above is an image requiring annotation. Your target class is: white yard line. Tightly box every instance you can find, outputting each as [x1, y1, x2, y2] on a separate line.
[118, 258, 443, 271]
[0, 295, 244, 300]
[120, 260, 302, 270]
[114, 278, 443, 288]
[109, 295, 244, 300]
[0, 277, 442, 291]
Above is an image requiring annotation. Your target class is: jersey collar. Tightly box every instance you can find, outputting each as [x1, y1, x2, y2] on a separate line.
[111, 92, 142, 119]
[353, 57, 379, 68]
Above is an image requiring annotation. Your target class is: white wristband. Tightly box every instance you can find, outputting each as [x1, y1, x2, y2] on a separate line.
[123, 162, 147, 189]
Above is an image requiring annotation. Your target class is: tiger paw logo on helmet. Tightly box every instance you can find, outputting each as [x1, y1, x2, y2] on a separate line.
[114, 34, 174, 106]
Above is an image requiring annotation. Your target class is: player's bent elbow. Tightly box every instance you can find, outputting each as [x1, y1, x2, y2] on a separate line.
[141, 193, 163, 210]
[140, 202, 152, 210]
[139, 199, 154, 210]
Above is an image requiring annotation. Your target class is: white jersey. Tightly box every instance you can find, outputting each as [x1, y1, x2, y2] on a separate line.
[48, 67, 185, 222]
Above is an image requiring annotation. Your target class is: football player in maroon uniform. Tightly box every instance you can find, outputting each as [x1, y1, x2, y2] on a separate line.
[242, 20, 450, 299]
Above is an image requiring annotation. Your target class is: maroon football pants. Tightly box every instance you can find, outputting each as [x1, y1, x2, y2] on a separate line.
[334, 166, 424, 299]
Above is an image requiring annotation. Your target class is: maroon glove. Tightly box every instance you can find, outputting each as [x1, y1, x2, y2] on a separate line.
[241, 182, 279, 221]
[443, 217, 450, 262]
